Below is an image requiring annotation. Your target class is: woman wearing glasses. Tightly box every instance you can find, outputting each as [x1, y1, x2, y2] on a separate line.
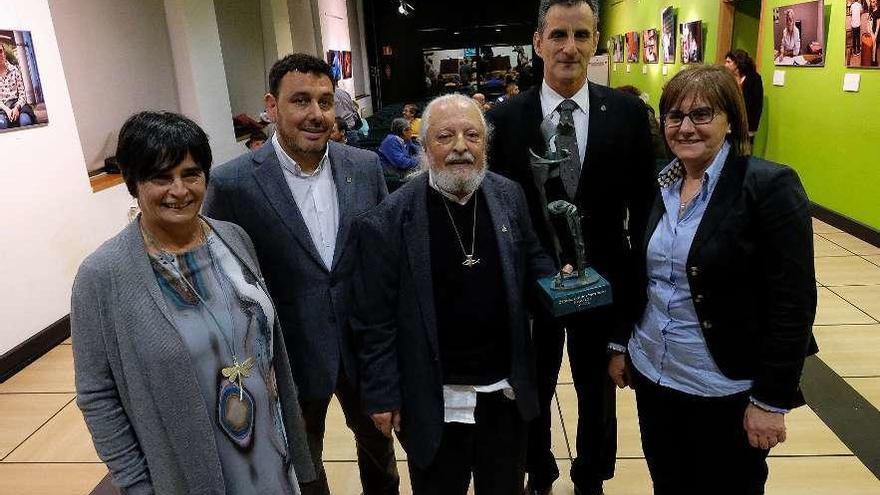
[607, 66, 817, 494]
[71, 111, 315, 494]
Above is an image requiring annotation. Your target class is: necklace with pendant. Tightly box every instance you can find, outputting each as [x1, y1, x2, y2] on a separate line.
[141, 219, 256, 449]
[441, 193, 480, 267]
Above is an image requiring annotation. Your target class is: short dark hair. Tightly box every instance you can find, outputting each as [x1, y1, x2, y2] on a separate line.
[268, 53, 333, 97]
[659, 66, 750, 157]
[537, 0, 598, 32]
[725, 48, 756, 76]
[615, 84, 642, 98]
[390, 117, 411, 136]
[245, 130, 268, 148]
[116, 111, 212, 197]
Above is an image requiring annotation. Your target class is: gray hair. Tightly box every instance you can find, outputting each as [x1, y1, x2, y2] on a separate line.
[537, 0, 599, 33]
[390, 117, 410, 136]
[418, 93, 493, 146]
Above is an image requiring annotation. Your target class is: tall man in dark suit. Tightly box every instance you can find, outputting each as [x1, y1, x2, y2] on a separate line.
[352, 94, 556, 495]
[486, 1, 655, 494]
[203, 53, 398, 495]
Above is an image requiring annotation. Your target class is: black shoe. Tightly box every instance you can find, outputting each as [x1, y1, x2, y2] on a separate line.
[524, 481, 552, 495]
[573, 482, 604, 495]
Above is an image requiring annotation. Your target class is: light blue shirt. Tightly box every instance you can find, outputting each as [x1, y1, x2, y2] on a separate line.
[272, 133, 339, 269]
[628, 142, 755, 398]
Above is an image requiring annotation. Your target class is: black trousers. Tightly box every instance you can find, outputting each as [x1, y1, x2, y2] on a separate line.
[853, 26, 862, 54]
[525, 307, 617, 490]
[408, 391, 527, 495]
[299, 371, 399, 495]
[633, 369, 770, 495]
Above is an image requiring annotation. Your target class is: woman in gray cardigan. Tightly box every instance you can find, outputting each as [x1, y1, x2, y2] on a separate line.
[71, 111, 316, 494]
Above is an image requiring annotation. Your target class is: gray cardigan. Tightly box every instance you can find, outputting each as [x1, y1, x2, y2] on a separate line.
[71, 217, 316, 495]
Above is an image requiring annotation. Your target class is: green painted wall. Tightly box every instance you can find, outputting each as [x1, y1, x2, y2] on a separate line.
[600, 0, 880, 230]
[732, 0, 761, 52]
[599, 0, 722, 111]
[757, 0, 880, 229]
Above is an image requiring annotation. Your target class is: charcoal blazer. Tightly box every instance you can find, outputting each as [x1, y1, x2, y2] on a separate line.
[487, 82, 656, 337]
[203, 142, 388, 400]
[615, 154, 819, 409]
[351, 172, 555, 469]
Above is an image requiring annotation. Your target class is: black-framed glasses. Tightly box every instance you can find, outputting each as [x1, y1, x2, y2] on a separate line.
[662, 107, 716, 128]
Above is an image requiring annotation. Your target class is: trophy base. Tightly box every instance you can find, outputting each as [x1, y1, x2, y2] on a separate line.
[537, 267, 612, 317]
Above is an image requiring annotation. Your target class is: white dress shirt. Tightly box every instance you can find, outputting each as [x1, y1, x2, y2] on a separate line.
[540, 80, 591, 165]
[272, 133, 339, 269]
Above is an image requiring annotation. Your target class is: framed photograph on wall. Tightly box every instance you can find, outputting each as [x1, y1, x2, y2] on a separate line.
[327, 50, 343, 80]
[644, 28, 659, 63]
[845, 0, 878, 68]
[661, 6, 676, 63]
[0, 30, 49, 133]
[342, 51, 353, 79]
[625, 31, 640, 63]
[773, 0, 825, 66]
[680, 20, 703, 64]
[608, 34, 625, 63]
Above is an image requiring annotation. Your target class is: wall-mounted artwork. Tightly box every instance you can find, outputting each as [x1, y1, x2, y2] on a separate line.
[609, 34, 625, 63]
[661, 6, 676, 63]
[680, 20, 703, 64]
[327, 50, 353, 80]
[845, 0, 878, 68]
[625, 31, 640, 63]
[773, 0, 825, 66]
[0, 30, 49, 133]
[644, 28, 659, 63]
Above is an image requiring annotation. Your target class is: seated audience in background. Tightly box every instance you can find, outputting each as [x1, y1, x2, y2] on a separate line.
[71, 111, 316, 494]
[0, 43, 36, 129]
[334, 81, 361, 145]
[471, 93, 490, 112]
[615, 84, 668, 160]
[378, 117, 420, 180]
[403, 103, 422, 136]
[330, 117, 348, 144]
[246, 130, 268, 151]
[495, 81, 520, 105]
[352, 93, 555, 495]
[608, 66, 817, 495]
[725, 49, 764, 142]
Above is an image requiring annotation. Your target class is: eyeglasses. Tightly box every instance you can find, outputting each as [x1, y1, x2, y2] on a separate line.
[662, 107, 716, 128]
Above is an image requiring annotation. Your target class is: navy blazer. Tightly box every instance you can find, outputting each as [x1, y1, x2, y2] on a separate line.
[351, 172, 555, 468]
[487, 82, 656, 337]
[615, 154, 818, 410]
[203, 142, 388, 400]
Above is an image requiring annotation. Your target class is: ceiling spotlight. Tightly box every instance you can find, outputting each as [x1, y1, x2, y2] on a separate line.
[397, 0, 414, 16]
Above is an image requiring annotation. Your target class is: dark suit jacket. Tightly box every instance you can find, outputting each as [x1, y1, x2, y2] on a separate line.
[486, 82, 655, 337]
[351, 172, 555, 468]
[203, 142, 388, 400]
[742, 73, 764, 134]
[614, 154, 818, 410]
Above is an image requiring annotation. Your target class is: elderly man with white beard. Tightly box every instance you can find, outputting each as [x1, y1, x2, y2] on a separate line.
[351, 94, 555, 495]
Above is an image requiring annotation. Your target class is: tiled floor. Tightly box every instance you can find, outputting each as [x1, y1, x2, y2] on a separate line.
[1, 218, 879, 494]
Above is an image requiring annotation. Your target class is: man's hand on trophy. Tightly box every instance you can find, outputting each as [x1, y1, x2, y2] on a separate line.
[561, 264, 574, 275]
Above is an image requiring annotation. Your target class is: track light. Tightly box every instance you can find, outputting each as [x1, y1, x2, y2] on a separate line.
[397, 0, 414, 16]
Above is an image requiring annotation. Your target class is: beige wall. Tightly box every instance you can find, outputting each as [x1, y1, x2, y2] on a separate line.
[215, 0, 269, 117]
[0, 0, 133, 355]
[49, 0, 180, 174]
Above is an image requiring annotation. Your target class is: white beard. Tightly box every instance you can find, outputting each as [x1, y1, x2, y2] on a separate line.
[425, 150, 487, 198]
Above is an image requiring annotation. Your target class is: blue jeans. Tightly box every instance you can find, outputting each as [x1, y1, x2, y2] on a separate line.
[0, 109, 34, 129]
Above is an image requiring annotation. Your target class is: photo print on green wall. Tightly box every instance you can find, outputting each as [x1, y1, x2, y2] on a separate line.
[626, 31, 640, 62]
[0, 29, 48, 133]
[644, 28, 659, 63]
[661, 6, 676, 63]
[773, 0, 826, 66]
[680, 20, 703, 64]
[846, 0, 879, 68]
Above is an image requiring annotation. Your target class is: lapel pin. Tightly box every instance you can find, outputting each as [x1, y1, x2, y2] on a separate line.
[346, 177, 352, 183]
[600, 104, 607, 112]
[501, 225, 509, 233]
